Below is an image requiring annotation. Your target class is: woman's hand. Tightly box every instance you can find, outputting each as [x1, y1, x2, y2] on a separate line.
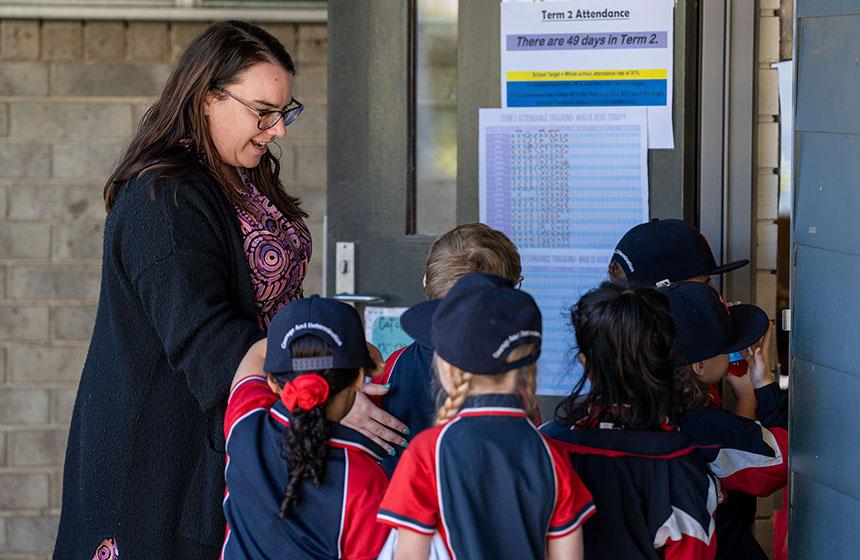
[342, 384, 409, 454]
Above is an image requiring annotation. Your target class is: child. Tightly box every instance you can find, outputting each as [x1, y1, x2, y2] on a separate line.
[373, 223, 523, 473]
[222, 296, 391, 559]
[541, 282, 720, 559]
[378, 273, 594, 560]
[609, 218, 754, 415]
[608, 218, 748, 287]
[661, 282, 788, 560]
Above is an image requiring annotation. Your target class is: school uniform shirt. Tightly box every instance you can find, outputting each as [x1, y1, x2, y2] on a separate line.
[372, 342, 437, 474]
[377, 394, 595, 560]
[541, 420, 720, 560]
[222, 376, 391, 560]
[682, 381, 789, 560]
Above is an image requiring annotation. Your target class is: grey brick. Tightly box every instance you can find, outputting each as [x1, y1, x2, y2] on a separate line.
[51, 305, 97, 342]
[262, 23, 297, 51]
[0, 222, 51, 259]
[0, 347, 6, 382]
[52, 63, 169, 97]
[53, 143, 124, 180]
[7, 185, 105, 222]
[42, 21, 83, 61]
[296, 144, 326, 183]
[293, 64, 326, 100]
[0, 516, 5, 548]
[50, 388, 78, 425]
[169, 22, 209, 62]
[289, 185, 325, 218]
[128, 22, 168, 61]
[8, 430, 69, 466]
[0, 143, 51, 178]
[0, 432, 5, 466]
[296, 24, 326, 65]
[9, 265, 101, 300]
[133, 101, 154, 126]
[0, 306, 49, 341]
[285, 102, 325, 141]
[50, 468, 63, 509]
[9, 346, 87, 383]
[0, 103, 8, 137]
[273, 142, 296, 182]
[6, 515, 59, 552]
[0, 472, 49, 509]
[0, 185, 5, 216]
[0, 388, 50, 424]
[0, 62, 49, 95]
[84, 21, 125, 61]
[1, 21, 40, 60]
[53, 222, 104, 260]
[9, 103, 131, 140]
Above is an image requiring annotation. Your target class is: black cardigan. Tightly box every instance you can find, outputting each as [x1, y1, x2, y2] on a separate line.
[54, 170, 266, 559]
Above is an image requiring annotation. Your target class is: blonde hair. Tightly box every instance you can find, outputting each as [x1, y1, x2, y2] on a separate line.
[434, 344, 539, 426]
[424, 223, 522, 300]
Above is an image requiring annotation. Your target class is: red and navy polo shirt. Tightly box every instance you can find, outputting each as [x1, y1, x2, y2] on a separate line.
[682, 382, 788, 560]
[222, 376, 391, 560]
[372, 342, 437, 475]
[541, 420, 720, 560]
[377, 393, 595, 559]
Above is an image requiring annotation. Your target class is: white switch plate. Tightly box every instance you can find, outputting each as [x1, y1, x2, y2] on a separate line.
[335, 242, 355, 295]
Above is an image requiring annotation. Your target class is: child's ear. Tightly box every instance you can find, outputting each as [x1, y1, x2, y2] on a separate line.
[578, 354, 593, 380]
[422, 273, 428, 289]
[690, 361, 708, 381]
[266, 375, 281, 395]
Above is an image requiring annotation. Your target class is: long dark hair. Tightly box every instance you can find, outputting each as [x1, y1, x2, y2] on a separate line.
[557, 282, 677, 430]
[104, 20, 306, 221]
[271, 335, 360, 518]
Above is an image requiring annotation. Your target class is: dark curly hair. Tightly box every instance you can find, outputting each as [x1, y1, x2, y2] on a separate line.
[270, 335, 361, 518]
[557, 282, 677, 430]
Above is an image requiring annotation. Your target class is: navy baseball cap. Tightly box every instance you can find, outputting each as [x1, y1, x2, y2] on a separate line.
[264, 296, 373, 374]
[659, 282, 769, 366]
[611, 219, 749, 286]
[400, 273, 542, 376]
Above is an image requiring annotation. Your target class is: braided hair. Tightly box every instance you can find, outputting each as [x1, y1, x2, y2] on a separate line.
[271, 334, 360, 518]
[433, 343, 540, 426]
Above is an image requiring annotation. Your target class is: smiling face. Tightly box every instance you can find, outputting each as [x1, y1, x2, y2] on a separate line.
[204, 61, 294, 173]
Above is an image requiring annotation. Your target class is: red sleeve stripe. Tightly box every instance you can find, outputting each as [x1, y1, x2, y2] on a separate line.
[709, 426, 785, 478]
[329, 438, 385, 462]
[552, 440, 717, 460]
[336, 448, 349, 559]
[377, 510, 435, 535]
[229, 375, 267, 402]
[380, 346, 408, 386]
[547, 502, 596, 538]
[225, 407, 267, 452]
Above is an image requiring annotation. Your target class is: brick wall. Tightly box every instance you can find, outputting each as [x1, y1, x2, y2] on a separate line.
[0, 19, 326, 558]
[753, 0, 789, 557]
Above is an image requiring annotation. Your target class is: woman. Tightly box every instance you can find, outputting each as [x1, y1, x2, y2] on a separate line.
[54, 21, 405, 559]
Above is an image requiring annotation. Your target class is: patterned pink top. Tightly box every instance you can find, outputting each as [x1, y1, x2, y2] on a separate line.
[234, 169, 312, 329]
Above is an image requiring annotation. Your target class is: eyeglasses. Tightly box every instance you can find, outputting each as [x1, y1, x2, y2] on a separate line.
[215, 87, 304, 130]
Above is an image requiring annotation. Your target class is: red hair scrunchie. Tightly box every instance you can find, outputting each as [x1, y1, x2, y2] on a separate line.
[281, 373, 330, 412]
